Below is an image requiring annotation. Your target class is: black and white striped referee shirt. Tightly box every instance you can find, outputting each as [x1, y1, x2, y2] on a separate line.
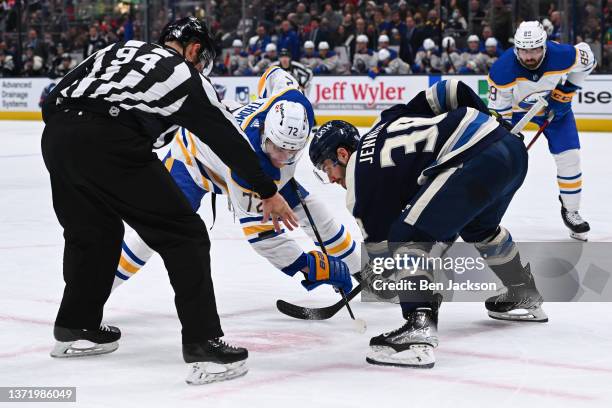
[42, 40, 277, 199]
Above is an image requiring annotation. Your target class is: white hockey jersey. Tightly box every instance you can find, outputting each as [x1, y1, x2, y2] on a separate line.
[488, 41, 596, 120]
[116, 82, 360, 285]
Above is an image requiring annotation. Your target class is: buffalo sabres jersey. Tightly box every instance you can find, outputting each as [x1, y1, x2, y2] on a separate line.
[488, 41, 595, 121]
[346, 79, 504, 243]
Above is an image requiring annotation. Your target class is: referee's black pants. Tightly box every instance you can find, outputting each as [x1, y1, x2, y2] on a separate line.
[41, 109, 223, 344]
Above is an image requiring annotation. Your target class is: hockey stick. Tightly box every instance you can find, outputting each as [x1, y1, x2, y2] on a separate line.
[511, 97, 548, 135]
[277, 179, 359, 321]
[526, 111, 554, 150]
[276, 272, 363, 320]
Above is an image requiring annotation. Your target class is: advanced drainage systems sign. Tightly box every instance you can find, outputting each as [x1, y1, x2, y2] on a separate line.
[1, 78, 52, 111]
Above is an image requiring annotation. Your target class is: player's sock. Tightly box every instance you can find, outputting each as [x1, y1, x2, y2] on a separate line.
[554, 149, 590, 240]
[474, 227, 548, 322]
[112, 239, 153, 291]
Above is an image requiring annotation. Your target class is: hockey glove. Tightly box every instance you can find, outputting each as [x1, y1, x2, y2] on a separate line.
[547, 81, 578, 120]
[302, 250, 353, 294]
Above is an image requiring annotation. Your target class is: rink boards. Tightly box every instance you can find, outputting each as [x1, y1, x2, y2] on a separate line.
[1, 74, 611, 131]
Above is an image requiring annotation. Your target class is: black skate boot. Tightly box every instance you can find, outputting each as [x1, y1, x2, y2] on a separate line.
[366, 308, 438, 368]
[183, 338, 248, 385]
[50, 324, 121, 358]
[560, 196, 590, 241]
[486, 266, 548, 322]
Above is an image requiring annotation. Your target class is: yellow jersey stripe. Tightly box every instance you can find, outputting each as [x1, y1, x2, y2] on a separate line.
[119, 255, 140, 274]
[327, 232, 352, 255]
[242, 225, 276, 236]
[558, 180, 582, 189]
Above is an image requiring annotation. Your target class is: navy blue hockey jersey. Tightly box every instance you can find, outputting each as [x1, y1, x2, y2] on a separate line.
[346, 79, 506, 243]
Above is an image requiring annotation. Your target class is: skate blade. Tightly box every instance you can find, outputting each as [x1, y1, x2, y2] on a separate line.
[488, 306, 548, 323]
[570, 231, 588, 241]
[366, 345, 435, 368]
[50, 340, 119, 358]
[186, 361, 248, 385]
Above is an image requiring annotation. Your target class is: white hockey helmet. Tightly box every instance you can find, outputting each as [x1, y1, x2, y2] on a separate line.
[423, 38, 435, 51]
[442, 36, 455, 49]
[542, 18, 554, 36]
[467, 34, 480, 43]
[356, 34, 369, 44]
[485, 37, 498, 48]
[378, 34, 390, 44]
[318, 41, 330, 50]
[265, 43, 277, 53]
[232, 39, 243, 48]
[378, 48, 391, 61]
[514, 21, 547, 69]
[262, 101, 309, 165]
[304, 40, 315, 49]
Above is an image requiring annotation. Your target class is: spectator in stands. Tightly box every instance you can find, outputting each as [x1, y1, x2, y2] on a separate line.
[340, 13, 355, 38]
[25, 29, 45, 58]
[352, 34, 377, 74]
[52, 53, 76, 78]
[460, 34, 487, 73]
[278, 20, 300, 59]
[487, 0, 513, 48]
[484, 37, 501, 70]
[373, 48, 411, 75]
[377, 34, 398, 60]
[83, 26, 107, 60]
[550, 11, 563, 42]
[251, 43, 278, 74]
[448, 5, 468, 33]
[322, 2, 342, 32]
[300, 40, 321, 69]
[21, 46, 44, 77]
[414, 38, 442, 73]
[469, 0, 486, 33]
[374, 8, 391, 34]
[313, 41, 347, 75]
[389, 8, 407, 37]
[249, 24, 271, 60]
[304, 17, 329, 48]
[422, 9, 442, 46]
[295, 2, 311, 27]
[0, 49, 15, 77]
[400, 15, 418, 64]
[441, 36, 463, 74]
[229, 39, 251, 76]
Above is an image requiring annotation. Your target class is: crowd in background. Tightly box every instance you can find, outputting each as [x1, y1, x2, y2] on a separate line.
[1, 0, 611, 78]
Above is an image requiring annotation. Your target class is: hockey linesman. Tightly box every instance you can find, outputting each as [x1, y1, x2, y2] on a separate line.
[310, 79, 547, 369]
[41, 17, 297, 384]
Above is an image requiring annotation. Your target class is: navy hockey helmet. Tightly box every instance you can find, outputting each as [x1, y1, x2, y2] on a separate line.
[159, 17, 216, 69]
[309, 120, 360, 169]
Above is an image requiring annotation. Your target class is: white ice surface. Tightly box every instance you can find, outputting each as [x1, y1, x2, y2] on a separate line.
[1, 121, 611, 407]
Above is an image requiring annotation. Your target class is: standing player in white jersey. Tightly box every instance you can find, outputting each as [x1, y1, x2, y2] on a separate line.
[112, 70, 360, 300]
[488, 21, 596, 240]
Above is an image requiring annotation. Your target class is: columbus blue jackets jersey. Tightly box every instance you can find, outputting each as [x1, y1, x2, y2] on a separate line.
[346, 79, 504, 243]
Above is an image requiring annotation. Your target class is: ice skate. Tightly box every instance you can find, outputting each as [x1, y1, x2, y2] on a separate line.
[366, 308, 438, 368]
[183, 338, 248, 385]
[560, 196, 590, 241]
[50, 324, 121, 358]
[486, 267, 548, 322]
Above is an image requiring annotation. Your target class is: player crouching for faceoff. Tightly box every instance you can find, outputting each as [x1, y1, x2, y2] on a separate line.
[310, 79, 548, 369]
[111, 69, 359, 383]
[488, 21, 596, 241]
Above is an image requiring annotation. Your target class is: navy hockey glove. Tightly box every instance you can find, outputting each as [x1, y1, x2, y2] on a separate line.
[302, 251, 353, 294]
[547, 81, 578, 120]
